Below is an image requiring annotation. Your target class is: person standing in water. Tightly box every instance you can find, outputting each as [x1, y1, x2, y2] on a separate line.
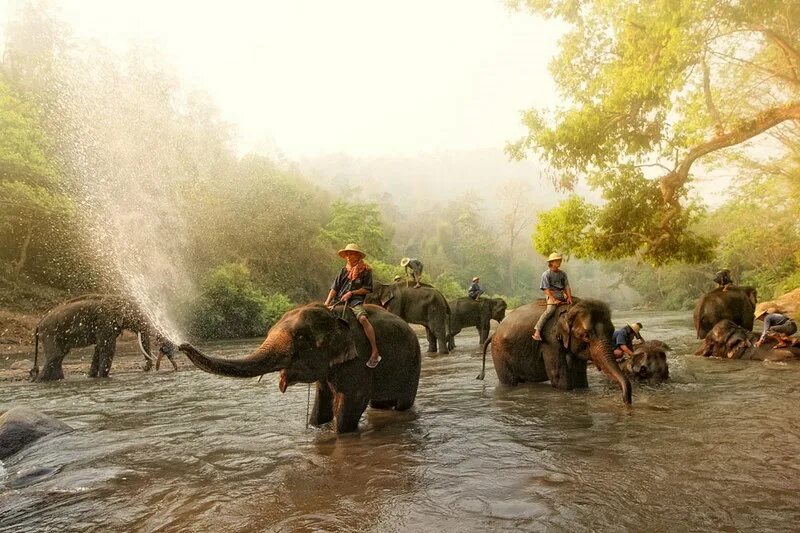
[324, 243, 381, 367]
[401, 257, 424, 288]
[532, 253, 573, 341]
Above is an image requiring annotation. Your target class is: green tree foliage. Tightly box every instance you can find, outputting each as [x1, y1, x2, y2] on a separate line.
[185, 263, 294, 340]
[320, 200, 393, 261]
[510, 0, 800, 264]
[0, 75, 74, 280]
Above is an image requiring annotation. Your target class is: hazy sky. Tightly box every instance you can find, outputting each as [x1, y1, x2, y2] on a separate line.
[1, 0, 564, 158]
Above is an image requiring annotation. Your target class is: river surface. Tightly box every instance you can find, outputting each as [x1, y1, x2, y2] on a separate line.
[1, 310, 799, 532]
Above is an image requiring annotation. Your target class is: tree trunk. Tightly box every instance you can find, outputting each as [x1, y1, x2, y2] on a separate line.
[12, 220, 34, 280]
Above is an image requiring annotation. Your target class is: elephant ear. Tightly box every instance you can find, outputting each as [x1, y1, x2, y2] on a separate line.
[380, 288, 395, 307]
[326, 320, 359, 367]
[556, 310, 574, 349]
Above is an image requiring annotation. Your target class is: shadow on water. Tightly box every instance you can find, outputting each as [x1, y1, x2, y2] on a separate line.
[2, 311, 800, 531]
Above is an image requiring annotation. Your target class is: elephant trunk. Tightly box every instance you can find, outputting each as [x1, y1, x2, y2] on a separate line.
[588, 338, 632, 405]
[179, 328, 293, 378]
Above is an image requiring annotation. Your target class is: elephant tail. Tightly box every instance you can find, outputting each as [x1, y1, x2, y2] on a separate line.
[30, 327, 40, 381]
[476, 332, 494, 380]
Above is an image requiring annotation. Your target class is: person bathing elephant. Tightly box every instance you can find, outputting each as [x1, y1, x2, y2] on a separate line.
[179, 302, 421, 433]
[694, 285, 758, 339]
[695, 318, 800, 361]
[612, 322, 643, 360]
[32, 294, 156, 381]
[446, 297, 506, 350]
[755, 308, 798, 349]
[479, 298, 632, 405]
[400, 257, 424, 288]
[366, 281, 451, 354]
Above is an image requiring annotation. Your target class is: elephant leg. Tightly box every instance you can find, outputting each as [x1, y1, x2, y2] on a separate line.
[334, 392, 369, 433]
[424, 327, 437, 353]
[37, 337, 67, 382]
[89, 345, 102, 378]
[369, 399, 397, 410]
[569, 357, 589, 389]
[309, 382, 334, 427]
[432, 320, 449, 354]
[542, 344, 572, 390]
[478, 324, 490, 347]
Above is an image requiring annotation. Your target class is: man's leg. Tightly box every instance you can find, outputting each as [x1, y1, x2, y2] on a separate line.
[359, 315, 381, 366]
[413, 268, 422, 288]
[533, 304, 557, 341]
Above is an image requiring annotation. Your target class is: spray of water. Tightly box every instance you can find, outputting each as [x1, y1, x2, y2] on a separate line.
[46, 52, 197, 344]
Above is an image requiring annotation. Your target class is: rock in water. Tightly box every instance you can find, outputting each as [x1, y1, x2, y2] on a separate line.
[0, 406, 72, 460]
[10, 360, 32, 370]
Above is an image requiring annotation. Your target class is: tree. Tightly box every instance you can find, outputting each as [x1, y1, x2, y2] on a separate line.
[496, 179, 537, 292]
[509, 0, 800, 264]
[320, 200, 393, 261]
[0, 75, 73, 279]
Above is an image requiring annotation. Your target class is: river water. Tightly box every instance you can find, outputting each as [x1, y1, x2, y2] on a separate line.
[1, 310, 799, 532]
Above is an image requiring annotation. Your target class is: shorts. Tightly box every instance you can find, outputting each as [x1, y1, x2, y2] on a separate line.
[350, 303, 368, 319]
[768, 321, 797, 336]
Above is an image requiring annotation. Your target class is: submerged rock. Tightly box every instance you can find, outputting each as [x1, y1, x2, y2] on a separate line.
[0, 406, 72, 460]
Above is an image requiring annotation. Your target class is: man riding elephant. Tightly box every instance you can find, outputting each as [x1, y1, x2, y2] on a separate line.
[532, 253, 573, 342]
[468, 277, 484, 300]
[694, 284, 758, 339]
[324, 243, 381, 368]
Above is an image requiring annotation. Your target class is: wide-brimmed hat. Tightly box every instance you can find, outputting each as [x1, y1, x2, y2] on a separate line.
[472, 276, 480, 282]
[547, 253, 563, 263]
[393, 275, 402, 282]
[338, 243, 366, 259]
[628, 322, 643, 339]
[400, 257, 411, 267]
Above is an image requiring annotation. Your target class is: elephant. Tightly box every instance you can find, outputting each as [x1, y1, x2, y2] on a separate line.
[478, 299, 632, 405]
[365, 282, 451, 354]
[446, 297, 507, 350]
[0, 406, 72, 460]
[32, 294, 155, 381]
[695, 319, 800, 361]
[694, 286, 758, 339]
[618, 340, 670, 383]
[178, 303, 421, 433]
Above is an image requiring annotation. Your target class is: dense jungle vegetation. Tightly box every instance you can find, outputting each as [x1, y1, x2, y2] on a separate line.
[1, 1, 798, 339]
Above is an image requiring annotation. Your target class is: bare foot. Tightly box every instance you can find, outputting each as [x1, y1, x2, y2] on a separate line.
[366, 354, 382, 368]
[532, 331, 542, 341]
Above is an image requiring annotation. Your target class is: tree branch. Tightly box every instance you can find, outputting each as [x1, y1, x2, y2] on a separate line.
[755, 27, 800, 80]
[654, 101, 800, 249]
[702, 53, 724, 135]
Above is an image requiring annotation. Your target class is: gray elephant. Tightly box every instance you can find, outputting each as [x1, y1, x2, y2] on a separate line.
[365, 282, 451, 354]
[447, 297, 507, 350]
[479, 299, 632, 405]
[694, 286, 758, 339]
[0, 406, 72, 460]
[33, 294, 155, 381]
[618, 340, 670, 383]
[179, 303, 421, 433]
[695, 319, 800, 361]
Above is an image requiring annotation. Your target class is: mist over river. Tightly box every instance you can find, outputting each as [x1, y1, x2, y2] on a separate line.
[1, 310, 799, 531]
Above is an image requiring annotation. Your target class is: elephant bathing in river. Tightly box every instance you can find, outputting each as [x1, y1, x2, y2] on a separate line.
[366, 282, 451, 354]
[33, 294, 155, 381]
[179, 303, 421, 433]
[695, 319, 800, 361]
[446, 297, 507, 351]
[618, 340, 670, 383]
[694, 286, 758, 339]
[479, 299, 632, 405]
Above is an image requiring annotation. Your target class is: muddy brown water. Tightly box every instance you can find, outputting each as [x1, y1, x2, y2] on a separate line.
[1, 310, 799, 532]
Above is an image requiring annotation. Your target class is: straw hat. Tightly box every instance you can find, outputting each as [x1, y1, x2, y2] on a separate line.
[628, 322, 643, 339]
[754, 305, 778, 319]
[337, 243, 366, 259]
[393, 275, 402, 282]
[400, 257, 411, 267]
[547, 253, 563, 263]
[472, 276, 480, 282]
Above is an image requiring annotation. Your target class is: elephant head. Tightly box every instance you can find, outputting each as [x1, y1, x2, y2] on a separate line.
[625, 340, 670, 382]
[695, 319, 753, 359]
[556, 300, 632, 404]
[490, 298, 507, 322]
[109, 297, 154, 361]
[367, 283, 396, 307]
[179, 304, 358, 391]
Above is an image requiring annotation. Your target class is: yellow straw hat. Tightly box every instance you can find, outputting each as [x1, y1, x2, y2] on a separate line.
[400, 257, 411, 267]
[472, 276, 480, 282]
[628, 322, 643, 339]
[547, 253, 563, 262]
[337, 243, 366, 259]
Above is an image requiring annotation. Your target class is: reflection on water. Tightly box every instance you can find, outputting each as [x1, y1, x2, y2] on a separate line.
[1, 311, 800, 531]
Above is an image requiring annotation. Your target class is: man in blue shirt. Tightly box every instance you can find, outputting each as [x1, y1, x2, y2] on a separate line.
[755, 309, 798, 348]
[532, 253, 573, 341]
[324, 243, 381, 368]
[468, 277, 484, 300]
[612, 323, 643, 359]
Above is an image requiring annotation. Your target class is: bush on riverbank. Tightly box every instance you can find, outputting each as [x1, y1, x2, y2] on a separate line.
[185, 263, 294, 340]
